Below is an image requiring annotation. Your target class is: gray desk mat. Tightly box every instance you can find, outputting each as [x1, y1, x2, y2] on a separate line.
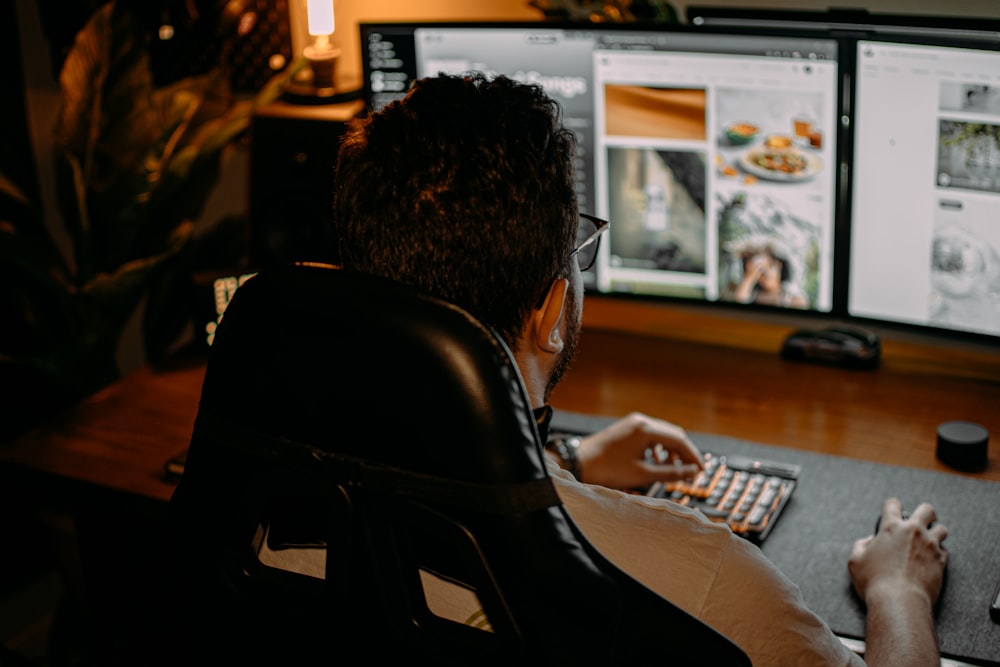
[551, 410, 1000, 666]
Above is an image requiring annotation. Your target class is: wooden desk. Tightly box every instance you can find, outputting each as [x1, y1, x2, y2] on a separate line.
[0, 357, 206, 503]
[2, 304, 998, 496]
[555, 334, 1000, 483]
[555, 297, 1000, 482]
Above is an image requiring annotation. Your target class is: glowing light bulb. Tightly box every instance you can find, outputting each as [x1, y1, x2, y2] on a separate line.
[306, 0, 335, 51]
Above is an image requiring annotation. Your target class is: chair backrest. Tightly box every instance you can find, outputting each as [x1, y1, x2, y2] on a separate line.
[167, 263, 751, 665]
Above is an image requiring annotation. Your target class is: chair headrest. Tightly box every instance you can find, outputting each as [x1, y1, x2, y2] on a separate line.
[194, 264, 547, 486]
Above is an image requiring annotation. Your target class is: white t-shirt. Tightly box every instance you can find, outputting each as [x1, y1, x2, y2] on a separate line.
[547, 460, 864, 667]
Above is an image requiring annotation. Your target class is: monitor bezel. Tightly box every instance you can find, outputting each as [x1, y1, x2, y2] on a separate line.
[685, 6, 1000, 42]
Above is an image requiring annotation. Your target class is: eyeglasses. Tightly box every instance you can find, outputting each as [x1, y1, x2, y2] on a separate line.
[535, 213, 611, 310]
[571, 213, 610, 272]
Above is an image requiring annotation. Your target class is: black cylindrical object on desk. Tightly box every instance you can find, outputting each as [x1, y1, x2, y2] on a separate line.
[936, 421, 989, 471]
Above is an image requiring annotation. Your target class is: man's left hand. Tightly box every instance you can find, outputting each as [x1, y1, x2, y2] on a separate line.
[576, 412, 704, 489]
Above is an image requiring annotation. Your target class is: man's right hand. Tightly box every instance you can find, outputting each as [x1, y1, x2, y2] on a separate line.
[847, 497, 949, 667]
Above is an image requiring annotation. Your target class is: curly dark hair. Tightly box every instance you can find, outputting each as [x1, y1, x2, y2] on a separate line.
[333, 73, 579, 348]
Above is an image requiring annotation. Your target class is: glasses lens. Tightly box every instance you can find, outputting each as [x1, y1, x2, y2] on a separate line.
[575, 215, 601, 271]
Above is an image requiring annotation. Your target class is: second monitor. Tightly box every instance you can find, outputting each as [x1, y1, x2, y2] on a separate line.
[848, 34, 1000, 342]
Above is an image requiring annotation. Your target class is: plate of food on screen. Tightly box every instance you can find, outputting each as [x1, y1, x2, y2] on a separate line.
[739, 147, 821, 182]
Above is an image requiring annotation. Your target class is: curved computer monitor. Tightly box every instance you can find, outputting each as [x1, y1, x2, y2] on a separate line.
[359, 21, 844, 316]
[686, 5, 1000, 41]
[847, 32, 1000, 343]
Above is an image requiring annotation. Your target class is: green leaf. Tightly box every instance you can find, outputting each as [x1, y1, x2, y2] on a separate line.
[3, 0, 302, 419]
[0, 172, 73, 287]
[56, 3, 163, 271]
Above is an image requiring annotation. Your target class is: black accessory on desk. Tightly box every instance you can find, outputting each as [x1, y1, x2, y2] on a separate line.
[780, 325, 880, 369]
[164, 448, 188, 478]
[646, 452, 800, 544]
[936, 420, 989, 472]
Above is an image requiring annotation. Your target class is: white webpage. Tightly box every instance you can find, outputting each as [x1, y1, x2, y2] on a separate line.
[849, 40, 1000, 337]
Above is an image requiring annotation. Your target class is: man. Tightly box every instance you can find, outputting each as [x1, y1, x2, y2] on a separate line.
[333, 73, 948, 667]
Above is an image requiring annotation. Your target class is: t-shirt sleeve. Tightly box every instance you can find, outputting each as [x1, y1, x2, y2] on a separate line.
[551, 469, 864, 667]
[703, 534, 865, 667]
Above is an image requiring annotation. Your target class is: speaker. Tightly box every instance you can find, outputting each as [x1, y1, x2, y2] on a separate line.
[248, 100, 363, 268]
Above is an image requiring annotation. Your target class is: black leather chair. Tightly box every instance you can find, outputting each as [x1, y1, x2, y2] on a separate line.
[167, 263, 751, 665]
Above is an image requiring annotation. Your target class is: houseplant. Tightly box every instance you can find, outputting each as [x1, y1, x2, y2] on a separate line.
[0, 1, 302, 441]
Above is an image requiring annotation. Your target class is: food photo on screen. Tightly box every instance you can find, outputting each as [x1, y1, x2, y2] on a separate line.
[714, 87, 827, 186]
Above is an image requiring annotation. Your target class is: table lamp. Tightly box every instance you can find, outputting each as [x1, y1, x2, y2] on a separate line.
[286, 0, 347, 102]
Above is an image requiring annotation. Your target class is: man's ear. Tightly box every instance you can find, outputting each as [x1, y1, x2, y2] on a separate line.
[533, 277, 569, 353]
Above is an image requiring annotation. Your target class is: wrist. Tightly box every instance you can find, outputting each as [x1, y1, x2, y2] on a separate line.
[546, 435, 582, 481]
[864, 580, 935, 612]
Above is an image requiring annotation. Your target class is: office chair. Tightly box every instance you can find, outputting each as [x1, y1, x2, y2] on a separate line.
[167, 263, 751, 665]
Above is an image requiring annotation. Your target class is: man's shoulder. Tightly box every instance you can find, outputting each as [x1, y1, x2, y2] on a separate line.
[552, 474, 856, 667]
[551, 471, 739, 547]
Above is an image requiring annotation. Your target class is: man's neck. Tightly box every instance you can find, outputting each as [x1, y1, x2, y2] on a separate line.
[513, 348, 549, 411]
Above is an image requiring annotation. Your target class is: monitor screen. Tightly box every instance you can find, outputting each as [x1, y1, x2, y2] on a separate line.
[848, 36, 1000, 340]
[360, 22, 842, 314]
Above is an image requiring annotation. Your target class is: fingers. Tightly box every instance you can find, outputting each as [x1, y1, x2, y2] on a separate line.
[578, 413, 706, 488]
[849, 535, 872, 563]
[641, 440, 702, 483]
[881, 497, 903, 523]
[611, 412, 703, 466]
[640, 460, 702, 483]
[877, 500, 948, 554]
[928, 522, 949, 546]
[635, 414, 703, 468]
[879, 499, 946, 536]
[648, 441, 703, 467]
[913, 502, 949, 551]
[909, 501, 938, 529]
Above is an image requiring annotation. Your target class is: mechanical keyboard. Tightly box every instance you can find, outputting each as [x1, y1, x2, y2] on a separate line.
[645, 452, 800, 544]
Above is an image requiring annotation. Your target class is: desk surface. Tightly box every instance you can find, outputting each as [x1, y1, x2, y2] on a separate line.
[554, 329, 1000, 483]
[0, 357, 206, 502]
[2, 310, 999, 501]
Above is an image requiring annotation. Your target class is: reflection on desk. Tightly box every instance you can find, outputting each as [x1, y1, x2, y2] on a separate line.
[554, 324, 1000, 484]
